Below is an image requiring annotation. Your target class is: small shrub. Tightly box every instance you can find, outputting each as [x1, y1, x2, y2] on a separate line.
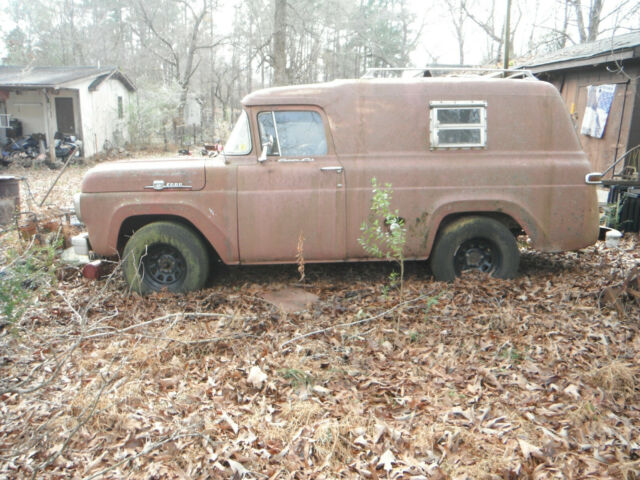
[358, 178, 407, 296]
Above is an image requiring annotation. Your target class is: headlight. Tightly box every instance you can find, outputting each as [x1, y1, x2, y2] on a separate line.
[73, 193, 83, 222]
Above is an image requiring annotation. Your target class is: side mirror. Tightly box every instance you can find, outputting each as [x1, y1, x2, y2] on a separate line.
[258, 135, 274, 163]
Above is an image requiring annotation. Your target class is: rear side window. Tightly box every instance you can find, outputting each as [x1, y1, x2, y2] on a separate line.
[430, 101, 487, 149]
[258, 111, 327, 157]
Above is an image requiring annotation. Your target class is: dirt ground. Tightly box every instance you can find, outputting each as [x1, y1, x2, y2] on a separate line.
[1, 164, 639, 479]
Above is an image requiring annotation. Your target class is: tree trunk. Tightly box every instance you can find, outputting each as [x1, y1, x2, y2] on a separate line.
[273, 0, 287, 85]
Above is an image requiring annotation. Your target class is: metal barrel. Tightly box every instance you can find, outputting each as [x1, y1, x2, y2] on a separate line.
[0, 176, 20, 225]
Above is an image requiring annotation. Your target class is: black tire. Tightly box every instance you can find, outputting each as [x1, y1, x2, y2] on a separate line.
[123, 221, 209, 294]
[430, 216, 519, 282]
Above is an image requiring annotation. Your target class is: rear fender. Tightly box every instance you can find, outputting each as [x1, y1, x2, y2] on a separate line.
[424, 199, 545, 257]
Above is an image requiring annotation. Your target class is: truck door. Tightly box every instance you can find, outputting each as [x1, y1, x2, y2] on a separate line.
[237, 108, 346, 263]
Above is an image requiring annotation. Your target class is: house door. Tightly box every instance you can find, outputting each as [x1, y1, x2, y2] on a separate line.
[55, 97, 75, 134]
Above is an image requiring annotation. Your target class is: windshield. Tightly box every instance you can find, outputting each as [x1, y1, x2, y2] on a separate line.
[224, 111, 252, 155]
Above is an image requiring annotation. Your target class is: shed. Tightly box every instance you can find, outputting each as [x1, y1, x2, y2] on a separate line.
[520, 32, 640, 173]
[0, 66, 136, 160]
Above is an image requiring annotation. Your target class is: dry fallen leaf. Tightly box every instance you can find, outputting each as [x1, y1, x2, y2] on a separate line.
[247, 366, 267, 389]
[377, 449, 395, 472]
[221, 412, 239, 435]
[564, 384, 581, 400]
[227, 458, 249, 477]
[518, 438, 545, 461]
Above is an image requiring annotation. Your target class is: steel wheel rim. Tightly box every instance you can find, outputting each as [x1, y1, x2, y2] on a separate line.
[453, 238, 501, 275]
[142, 244, 187, 288]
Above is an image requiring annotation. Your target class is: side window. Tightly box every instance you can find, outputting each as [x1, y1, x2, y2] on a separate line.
[258, 110, 327, 157]
[225, 111, 252, 155]
[429, 101, 487, 149]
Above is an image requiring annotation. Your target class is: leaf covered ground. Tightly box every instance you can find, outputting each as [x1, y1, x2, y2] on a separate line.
[1, 165, 639, 479]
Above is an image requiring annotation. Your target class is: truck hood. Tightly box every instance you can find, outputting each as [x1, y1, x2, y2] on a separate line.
[81, 157, 206, 193]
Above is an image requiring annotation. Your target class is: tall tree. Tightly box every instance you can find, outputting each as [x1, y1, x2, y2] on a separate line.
[133, 0, 224, 126]
[272, 0, 287, 85]
[444, 0, 467, 65]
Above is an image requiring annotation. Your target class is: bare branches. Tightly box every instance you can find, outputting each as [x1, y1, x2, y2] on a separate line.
[135, 1, 181, 71]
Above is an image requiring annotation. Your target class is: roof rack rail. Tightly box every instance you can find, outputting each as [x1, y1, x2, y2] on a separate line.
[361, 67, 536, 80]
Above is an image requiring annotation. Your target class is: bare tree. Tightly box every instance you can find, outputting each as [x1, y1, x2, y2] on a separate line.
[444, 0, 467, 65]
[133, 0, 224, 127]
[272, 0, 287, 85]
[569, 0, 603, 42]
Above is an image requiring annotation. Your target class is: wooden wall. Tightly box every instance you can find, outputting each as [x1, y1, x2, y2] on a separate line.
[539, 62, 640, 173]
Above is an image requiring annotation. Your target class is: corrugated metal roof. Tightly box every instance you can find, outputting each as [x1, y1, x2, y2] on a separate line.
[521, 32, 640, 69]
[0, 66, 135, 91]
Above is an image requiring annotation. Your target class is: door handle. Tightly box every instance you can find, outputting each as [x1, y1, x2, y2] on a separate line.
[320, 166, 343, 173]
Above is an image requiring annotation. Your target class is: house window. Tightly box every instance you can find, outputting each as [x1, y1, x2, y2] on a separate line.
[117, 96, 123, 119]
[429, 101, 487, 149]
[257, 110, 327, 157]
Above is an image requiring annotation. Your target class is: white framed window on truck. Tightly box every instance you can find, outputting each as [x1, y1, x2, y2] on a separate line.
[429, 101, 487, 149]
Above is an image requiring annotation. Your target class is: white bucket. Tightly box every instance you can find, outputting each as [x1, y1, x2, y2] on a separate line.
[605, 229, 622, 248]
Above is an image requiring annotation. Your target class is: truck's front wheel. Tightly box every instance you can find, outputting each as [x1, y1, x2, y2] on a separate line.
[430, 216, 519, 282]
[123, 221, 209, 294]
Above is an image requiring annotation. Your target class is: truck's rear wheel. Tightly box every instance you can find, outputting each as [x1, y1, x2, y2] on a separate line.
[123, 221, 209, 294]
[430, 216, 519, 282]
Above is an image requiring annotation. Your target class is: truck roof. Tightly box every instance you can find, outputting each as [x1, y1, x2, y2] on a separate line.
[241, 77, 555, 108]
[242, 77, 575, 154]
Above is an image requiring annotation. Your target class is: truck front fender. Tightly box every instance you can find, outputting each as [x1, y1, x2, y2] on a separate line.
[81, 191, 239, 264]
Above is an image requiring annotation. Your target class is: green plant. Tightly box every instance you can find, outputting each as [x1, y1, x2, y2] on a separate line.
[603, 200, 623, 229]
[423, 294, 441, 321]
[278, 368, 314, 389]
[604, 194, 636, 231]
[497, 345, 524, 363]
[0, 242, 58, 326]
[358, 178, 407, 296]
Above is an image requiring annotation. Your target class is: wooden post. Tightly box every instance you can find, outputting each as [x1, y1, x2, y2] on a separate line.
[43, 89, 56, 164]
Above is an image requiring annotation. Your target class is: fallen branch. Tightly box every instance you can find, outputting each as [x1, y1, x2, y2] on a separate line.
[280, 294, 430, 348]
[72, 312, 257, 341]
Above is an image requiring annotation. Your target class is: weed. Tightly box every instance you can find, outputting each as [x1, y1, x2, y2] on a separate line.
[408, 331, 420, 342]
[589, 360, 637, 401]
[296, 232, 305, 282]
[497, 344, 524, 363]
[603, 200, 623, 230]
[0, 242, 59, 327]
[278, 368, 314, 389]
[423, 294, 441, 321]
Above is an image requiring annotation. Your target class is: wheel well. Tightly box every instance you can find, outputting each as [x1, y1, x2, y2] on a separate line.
[437, 212, 524, 238]
[117, 215, 219, 260]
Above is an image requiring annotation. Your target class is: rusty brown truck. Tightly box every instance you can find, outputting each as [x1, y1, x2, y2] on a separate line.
[74, 73, 600, 293]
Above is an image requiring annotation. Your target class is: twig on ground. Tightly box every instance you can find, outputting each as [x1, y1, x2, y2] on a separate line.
[280, 294, 429, 348]
[30, 358, 121, 480]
